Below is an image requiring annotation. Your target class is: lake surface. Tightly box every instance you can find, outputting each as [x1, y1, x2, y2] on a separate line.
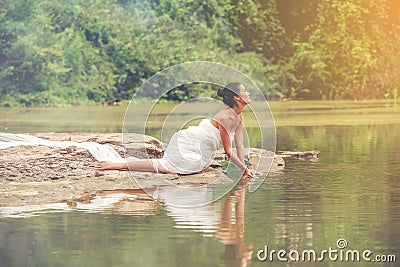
[0, 101, 399, 266]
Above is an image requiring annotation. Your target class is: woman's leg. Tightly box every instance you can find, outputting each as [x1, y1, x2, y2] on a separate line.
[95, 159, 171, 173]
[95, 161, 128, 170]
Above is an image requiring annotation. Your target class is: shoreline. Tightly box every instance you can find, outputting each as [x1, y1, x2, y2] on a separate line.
[0, 98, 398, 109]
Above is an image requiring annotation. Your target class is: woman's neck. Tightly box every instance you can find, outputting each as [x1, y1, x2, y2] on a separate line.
[232, 103, 245, 114]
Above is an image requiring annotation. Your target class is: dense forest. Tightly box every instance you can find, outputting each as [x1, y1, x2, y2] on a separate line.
[1, 0, 399, 106]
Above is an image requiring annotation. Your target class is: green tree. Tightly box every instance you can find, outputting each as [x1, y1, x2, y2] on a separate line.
[285, 0, 400, 99]
[276, 0, 321, 42]
[228, 0, 291, 62]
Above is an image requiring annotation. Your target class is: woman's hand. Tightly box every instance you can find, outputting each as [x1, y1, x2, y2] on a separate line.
[244, 168, 256, 178]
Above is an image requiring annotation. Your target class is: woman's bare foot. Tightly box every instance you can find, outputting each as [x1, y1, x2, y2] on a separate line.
[95, 161, 126, 170]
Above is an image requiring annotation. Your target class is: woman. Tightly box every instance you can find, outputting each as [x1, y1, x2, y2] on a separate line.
[95, 82, 256, 178]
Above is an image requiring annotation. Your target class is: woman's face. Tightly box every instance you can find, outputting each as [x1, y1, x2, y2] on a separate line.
[238, 85, 251, 104]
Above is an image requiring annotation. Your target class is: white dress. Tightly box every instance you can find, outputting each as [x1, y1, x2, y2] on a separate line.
[152, 119, 234, 174]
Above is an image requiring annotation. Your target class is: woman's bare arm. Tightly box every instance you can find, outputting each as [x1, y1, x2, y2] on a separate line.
[218, 119, 254, 177]
[234, 119, 245, 163]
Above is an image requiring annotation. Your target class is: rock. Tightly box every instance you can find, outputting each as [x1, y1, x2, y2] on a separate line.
[279, 150, 320, 161]
[66, 146, 77, 153]
[69, 163, 78, 169]
[244, 148, 285, 172]
[123, 133, 165, 158]
[94, 170, 104, 177]
[0, 132, 316, 208]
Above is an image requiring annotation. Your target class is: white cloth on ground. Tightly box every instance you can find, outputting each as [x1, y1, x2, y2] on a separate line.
[0, 133, 139, 163]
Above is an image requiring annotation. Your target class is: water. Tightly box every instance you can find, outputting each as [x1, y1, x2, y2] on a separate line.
[0, 101, 399, 266]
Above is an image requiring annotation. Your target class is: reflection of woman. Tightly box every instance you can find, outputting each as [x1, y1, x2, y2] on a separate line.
[216, 179, 253, 267]
[96, 82, 255, 177]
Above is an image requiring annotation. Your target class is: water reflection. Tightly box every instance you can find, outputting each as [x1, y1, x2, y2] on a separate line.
[215, 180, 253, 267]
[162, 179, 253, 267]
[0, 180, 255, 267]
[0, 189, 159, 218]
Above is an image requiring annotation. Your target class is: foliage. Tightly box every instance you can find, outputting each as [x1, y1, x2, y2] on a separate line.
[284, 0, 400, 99]
[0, 0, 399, 106]
[228, 0, 291, 62]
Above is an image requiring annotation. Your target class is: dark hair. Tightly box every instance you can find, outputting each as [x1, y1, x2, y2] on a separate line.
[217, 82, 242, 108]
